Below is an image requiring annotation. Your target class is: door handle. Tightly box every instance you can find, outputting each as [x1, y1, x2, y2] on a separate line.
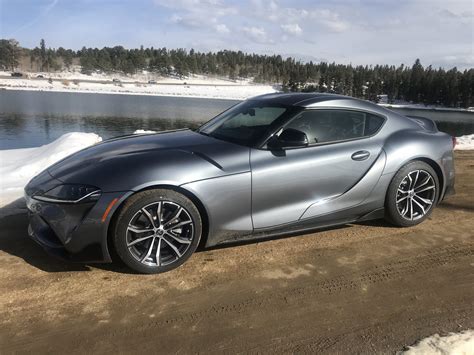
[351, 150, 370, 161]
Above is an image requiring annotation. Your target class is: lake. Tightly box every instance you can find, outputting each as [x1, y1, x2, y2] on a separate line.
[0, 90, 473, 149]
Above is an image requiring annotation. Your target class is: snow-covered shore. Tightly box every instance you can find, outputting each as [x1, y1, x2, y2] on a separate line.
[401, 329, 474, 354]
[0, 133, 102, 214]
[2, 71, 473, 112]
[0, 71, 276, 100]
[456, 134, 474, 150]
[1, 132, 473, 216]
[379, 103, 473, 112]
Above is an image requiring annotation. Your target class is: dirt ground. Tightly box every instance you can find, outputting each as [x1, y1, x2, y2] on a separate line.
[0, 151, 472, 354]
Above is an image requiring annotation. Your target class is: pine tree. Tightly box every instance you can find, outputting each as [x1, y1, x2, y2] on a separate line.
[40, 39, 47, 71]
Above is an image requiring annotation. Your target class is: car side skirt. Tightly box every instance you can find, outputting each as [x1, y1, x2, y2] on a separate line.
[213, 206, 385, 247]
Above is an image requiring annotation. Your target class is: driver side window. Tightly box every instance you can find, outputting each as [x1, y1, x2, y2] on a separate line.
[285, 109, 384, 144]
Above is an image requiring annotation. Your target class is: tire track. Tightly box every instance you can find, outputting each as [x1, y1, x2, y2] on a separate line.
[246, 304, 474, 354]
[2, 244, 472, 353]
[115, 243, 473, 330]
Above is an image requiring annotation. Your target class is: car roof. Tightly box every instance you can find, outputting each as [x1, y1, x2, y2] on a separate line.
[248, 92, 401, 119]
[249, 92, 360, 107]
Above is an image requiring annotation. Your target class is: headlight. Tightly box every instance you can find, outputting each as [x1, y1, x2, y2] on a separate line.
[33, 184, 101, 204]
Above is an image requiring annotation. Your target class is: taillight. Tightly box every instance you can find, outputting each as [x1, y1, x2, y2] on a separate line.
[452, 136, 457, 149]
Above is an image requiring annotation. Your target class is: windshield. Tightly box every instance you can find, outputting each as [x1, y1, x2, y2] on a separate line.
[198, 101, 295, 147]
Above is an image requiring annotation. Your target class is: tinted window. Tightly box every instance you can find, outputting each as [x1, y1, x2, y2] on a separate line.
[365, 114, 385, 136]
[219, 106, 287, 129]
[285, 110, 384, 144]
[199, 101, 293, 147]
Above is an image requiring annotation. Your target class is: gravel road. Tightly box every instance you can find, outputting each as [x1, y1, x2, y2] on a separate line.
[0, 151, 472, 354]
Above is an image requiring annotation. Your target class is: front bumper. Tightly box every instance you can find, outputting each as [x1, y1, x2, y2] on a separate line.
[25, 191, 127, 263]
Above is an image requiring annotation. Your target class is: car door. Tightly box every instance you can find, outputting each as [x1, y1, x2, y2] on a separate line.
[250, 108, 386, 229]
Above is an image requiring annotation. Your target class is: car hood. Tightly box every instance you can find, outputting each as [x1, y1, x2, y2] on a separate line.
[47, 129, 250, 191]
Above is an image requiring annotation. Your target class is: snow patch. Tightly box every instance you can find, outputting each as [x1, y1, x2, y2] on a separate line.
[455, 134, 474, 150]
[133, 129, 157, 134]
[0, 71, 277, 100]
[401, 330, 474, 355]
[0, 133, 102, 211]
[379, 100, 471, 112]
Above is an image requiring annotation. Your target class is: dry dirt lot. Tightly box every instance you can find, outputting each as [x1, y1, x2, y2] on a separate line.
[0, 151, 473, 354]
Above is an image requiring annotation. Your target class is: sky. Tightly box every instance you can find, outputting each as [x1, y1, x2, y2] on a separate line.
[0, 0, 473, 69]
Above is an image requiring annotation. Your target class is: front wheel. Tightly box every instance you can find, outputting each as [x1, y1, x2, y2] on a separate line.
[385, 161, 439, 227]
[112, 189, 202, 274]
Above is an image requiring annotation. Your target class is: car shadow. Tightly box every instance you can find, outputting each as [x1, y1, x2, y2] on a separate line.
[0, 201, 351, 274]
[438, 201, 474, 212]
[201, 224, 351, 252]
[0, 208, 91, 272]
[1, 197, 467, 274]
[353, 219, 394, 228]
[0, 198, 133, 273]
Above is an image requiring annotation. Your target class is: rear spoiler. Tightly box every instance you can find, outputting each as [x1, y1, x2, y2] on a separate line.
[406, 115, 438, 132]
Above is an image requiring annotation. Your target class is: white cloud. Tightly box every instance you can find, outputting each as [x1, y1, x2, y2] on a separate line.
[250, 0, 307, 23]
[249, 1, 349, 34]
[170, 13, 216, 28]
[431, 0, 474, 17]
[438, 7, 473, 25]
[281, 23, 302, 36]
[242, 26, 274, 44]
[308, 9, 349, 33]
[155, 0, 237, 16]
[155, 0, 225, 9]
[161, 0, 236, 34]
[215, 24, 230, 34]
[436, 53, 474, 69]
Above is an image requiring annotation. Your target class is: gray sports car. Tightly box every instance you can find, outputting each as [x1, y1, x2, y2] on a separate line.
[25, 93, 455, 273]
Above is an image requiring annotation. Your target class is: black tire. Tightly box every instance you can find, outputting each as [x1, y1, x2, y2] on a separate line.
[112, 189, 202, 274]
[385, 161, 439, 227]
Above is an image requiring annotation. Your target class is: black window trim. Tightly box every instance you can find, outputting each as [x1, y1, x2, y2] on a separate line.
[258, 107, 387, 150]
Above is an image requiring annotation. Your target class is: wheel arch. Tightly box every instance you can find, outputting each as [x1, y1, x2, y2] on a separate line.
[385, 157, 444, 205]
[106, 184, 210, 262]
[382, 129, 448, 205]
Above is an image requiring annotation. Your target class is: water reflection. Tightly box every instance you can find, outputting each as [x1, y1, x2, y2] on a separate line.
[0, 90, 237, 120]
[0, 90, 238, 149]
[0, 113, 205, 149]
[435, 121, 474, 137]
[390, 107, 474, 137]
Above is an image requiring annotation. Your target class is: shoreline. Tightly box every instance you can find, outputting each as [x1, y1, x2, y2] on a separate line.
[1, 70, 472, 112]
[0, 85, 249, 101]
[378, 103, 473, 113]
[0, 72, 277, 101]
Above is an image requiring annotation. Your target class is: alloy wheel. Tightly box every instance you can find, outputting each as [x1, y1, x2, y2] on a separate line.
[396, 169, 436, 221]
[126, 201, 194, 267]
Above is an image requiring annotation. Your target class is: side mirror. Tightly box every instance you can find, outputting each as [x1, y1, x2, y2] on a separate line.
[268, 128, 309, 150]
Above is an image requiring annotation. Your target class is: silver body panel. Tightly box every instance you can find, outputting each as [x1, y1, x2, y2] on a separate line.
[250, 136, 384, 228]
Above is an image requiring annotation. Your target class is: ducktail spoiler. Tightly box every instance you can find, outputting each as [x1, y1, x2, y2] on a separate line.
[406, 115, 438, 132]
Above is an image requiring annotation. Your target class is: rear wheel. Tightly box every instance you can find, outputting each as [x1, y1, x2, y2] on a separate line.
[113, 189, 202, 274]
[385, 161, 439, 227]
